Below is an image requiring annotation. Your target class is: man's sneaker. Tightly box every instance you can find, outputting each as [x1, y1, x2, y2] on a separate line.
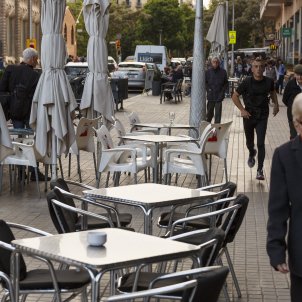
[256, 169, 265, 180]
[247, 149, 257, 168]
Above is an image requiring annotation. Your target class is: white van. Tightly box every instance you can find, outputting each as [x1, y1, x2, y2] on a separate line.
[134, 45, 170, 72]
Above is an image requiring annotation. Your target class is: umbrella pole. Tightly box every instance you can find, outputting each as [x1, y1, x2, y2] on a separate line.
[51, 130, 58, 181]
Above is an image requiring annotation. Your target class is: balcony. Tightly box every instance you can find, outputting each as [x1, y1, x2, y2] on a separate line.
[260, 0, 289, 20]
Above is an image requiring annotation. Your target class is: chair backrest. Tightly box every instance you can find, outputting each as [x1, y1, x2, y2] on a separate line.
[74, 117, 100, 152]
[150, 266, 229, 302]
[112, 118, 127, 146]
[221, 193, 249, 245]
[0, 220, 27, 280]
[46, 187, 78, 234]
[171, 228, 225, 266]
[204, 121, 232, 158]
[106, 280, 197, 302]
[199, 126, 216, 154]
[126, 112, 141, 126]
[94, 125, 114, 150]
[198, 121, 210, 139]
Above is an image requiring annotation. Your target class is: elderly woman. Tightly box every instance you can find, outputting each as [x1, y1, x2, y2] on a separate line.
[267, 93, 302, 302]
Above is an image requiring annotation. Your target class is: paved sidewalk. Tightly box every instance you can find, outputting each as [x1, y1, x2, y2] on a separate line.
[0, 91, 291, 301]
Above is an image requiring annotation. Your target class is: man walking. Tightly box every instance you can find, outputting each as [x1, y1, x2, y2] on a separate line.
[232, 57, 279, 180]
[0, 47, 39, 129]
[282, 64, 302, 139]
[205, 56, 228, 123]
[0, 48, 48, 181]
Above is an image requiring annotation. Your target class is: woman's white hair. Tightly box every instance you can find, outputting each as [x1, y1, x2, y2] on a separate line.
[292, 93, 302, 120]
[22, 48, 38, 63]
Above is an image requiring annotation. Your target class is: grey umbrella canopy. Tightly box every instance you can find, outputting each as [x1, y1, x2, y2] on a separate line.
[81, 0, 114, 122]
[30, 0, 77, 176]
[206, 4, 228, 57]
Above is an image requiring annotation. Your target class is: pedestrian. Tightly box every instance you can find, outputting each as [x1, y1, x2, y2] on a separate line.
[264, 59, 278, 84]
[0, 47, 48, 181]
[205, 56, 228, 123]
[275, 59, 286, 94]
[0, 47, 39, 129]
[282, 64, 302, 139]
[267, 94, 302, 302]
[231, 57, 279, 180]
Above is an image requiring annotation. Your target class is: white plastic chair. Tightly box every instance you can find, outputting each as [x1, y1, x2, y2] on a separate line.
[68, 116, 101, 182]
[163, 125, 215, 187]
[0, 139, 41, 196]
[204, 121, 232, 182]
[94, 125, 150, 187]
[125, 112, 159, 134]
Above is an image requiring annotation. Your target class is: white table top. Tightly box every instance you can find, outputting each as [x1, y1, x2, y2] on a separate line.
[12, 228, 200, 270]
[83, 183, 216, 208]
[134, 123, 197, 129]
[122, 134, 196, 144]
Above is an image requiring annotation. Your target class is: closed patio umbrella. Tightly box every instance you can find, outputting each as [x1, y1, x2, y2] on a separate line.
[80, 0, 114, 123]
[0, 104, 13, 162]
[30, 0, 77, 179]
[206, 4, 228, 58]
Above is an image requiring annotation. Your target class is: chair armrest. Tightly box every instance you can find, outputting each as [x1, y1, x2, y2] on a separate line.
[197, 182, 226, 191]
[165, 148, 200, 162]
[170, 202, 240, 236]
[7, 222, 52, 236]
[51, 199, 115, 228]
[55, 187, 121, 227]
[63, 179, 96, 190]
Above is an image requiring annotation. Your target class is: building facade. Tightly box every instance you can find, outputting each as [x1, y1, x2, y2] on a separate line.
[0, 1, 76, 65]
[0, 0, 41, 64]
[260, 0, 302, 64]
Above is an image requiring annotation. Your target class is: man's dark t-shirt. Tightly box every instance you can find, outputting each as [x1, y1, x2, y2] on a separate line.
[236, 76, 274, 120]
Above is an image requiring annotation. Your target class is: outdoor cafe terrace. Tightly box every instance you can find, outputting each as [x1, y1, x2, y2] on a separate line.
[0, 92, 291, 301]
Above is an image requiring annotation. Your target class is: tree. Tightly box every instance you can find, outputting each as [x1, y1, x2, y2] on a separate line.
[205, 0, 274, 50]
[135, 0, 191, 57]
[67, 2, 89, 57]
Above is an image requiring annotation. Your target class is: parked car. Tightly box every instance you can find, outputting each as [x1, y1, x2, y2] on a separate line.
[65, 58, 117, 103]
[111, 62, 161, 89]
[124, 55, 135, 62]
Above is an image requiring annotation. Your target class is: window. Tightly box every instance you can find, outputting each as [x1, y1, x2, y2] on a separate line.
[71, 26, 75, 45]
[64, 24, 67, 42]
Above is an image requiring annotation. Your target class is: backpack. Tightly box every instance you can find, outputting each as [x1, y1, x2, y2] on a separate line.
[10, 84, 31, 120]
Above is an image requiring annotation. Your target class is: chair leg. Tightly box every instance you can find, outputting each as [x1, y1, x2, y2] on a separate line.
[44, 164, 48, 192]
[34, 167, 41, 198]
[224, 246, 242, 298]
[224, 158, 228, 182]
[134, 173, 137, 184]
[208, 154, 212, 183]
[9, 165, 13, 192]
[96, 172, 101, 188]
[105, 172, 110, 187]
[58, 156, 64, 179]
[144, 169, 147, 183]
[0, 164, 3, 193]
[93, 152, 97, 180]
[68, 153, 71, 177]
[77, 154, 82, 183]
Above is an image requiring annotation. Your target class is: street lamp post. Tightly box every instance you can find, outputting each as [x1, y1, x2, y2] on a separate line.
[189, 0, 206, 135]
[159, 29, 162, 45]
[230, 0, 235, 76]
[29, 0, 33, 39]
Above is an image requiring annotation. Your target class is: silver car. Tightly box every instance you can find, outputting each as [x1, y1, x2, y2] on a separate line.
[111, 62, 161, 89]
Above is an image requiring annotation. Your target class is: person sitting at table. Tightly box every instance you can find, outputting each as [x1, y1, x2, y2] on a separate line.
[164, 65, 184, 100]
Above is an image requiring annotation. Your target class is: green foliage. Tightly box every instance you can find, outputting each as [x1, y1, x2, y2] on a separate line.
[67, 2, 89, 57]
[205, 0, 274, 50]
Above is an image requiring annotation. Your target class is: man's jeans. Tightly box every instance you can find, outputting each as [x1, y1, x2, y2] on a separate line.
[243, 117, 268, 170]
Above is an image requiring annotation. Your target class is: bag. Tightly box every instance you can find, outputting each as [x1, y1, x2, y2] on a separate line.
[10, 84, 30, 120]
[0, 93, 11, 120]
